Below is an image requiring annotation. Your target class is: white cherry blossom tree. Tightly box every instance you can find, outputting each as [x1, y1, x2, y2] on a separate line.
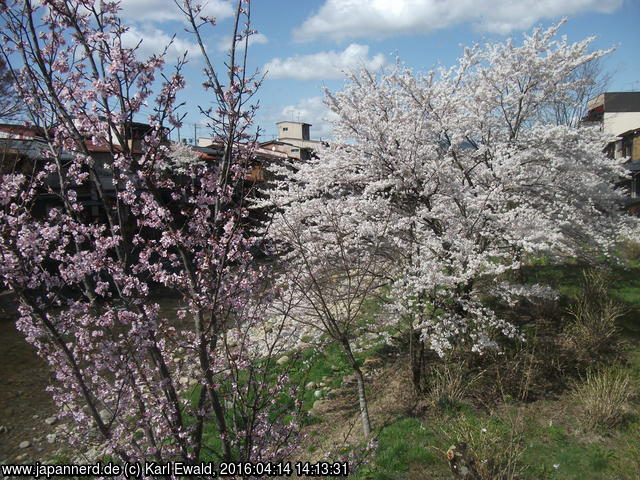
[271, 22, 634, 393]
[268, 194, 395, 437]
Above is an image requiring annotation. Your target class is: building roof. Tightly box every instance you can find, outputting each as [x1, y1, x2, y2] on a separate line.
[588, 92, 640, 113]
[276, 121, 312, 126]
[618, 127, 640, 138]
[193, 142, 289, 161]
[0, 123, 46, 140]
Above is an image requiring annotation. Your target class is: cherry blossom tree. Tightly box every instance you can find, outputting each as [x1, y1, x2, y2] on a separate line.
[0, 0, 300, 467]
[273, 22, 634, 393]
[268, 194, 395, 438]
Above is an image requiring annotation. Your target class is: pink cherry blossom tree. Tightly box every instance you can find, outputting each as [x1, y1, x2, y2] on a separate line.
[0, 0, 300, 466]
[272, 22, 635, 394]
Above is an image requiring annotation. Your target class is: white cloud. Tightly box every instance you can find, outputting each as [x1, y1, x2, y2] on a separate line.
[264, 44, 386, 80]
[122, 25, 202, 62]
[294, 0, 623, 41]
[217, 33, 269, 52]
[118, 0, 234, 23]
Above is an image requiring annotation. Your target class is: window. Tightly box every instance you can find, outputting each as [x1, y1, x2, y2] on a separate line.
[633, 173, 640, 199]
[291, 148, 299, 152]
[282, 127, 288, 132]
[622, 137, 633, 158]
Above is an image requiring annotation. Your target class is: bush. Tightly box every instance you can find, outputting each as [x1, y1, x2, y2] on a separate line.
[564, 299, 623, 356]
[564, 269, 624, 361]
[442, 412, 527, 480]
[571, 365, 633, 431]
[617, 239, 640, 264]
[426, 360, 482, 409]
[489, 335, 556, 403]
[475, 325, 567, 406]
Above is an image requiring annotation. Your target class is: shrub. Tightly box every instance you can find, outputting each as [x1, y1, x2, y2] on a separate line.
[477, 325, 567, 406]
[571, 365, 633, 430]
[427, 361, 482, 409]
[442, 412, 527, 480]
[617, 239, 640, 264]
[564, 269, 624, 360]
[564, 299, 623, 356]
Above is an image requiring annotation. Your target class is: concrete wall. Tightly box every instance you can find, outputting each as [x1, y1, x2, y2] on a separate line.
[603, 112, 640, 136]
[277, 122, 311, 141]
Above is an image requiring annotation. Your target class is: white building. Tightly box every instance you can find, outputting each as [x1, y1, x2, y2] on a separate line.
[260, 121, 322, 160]
[584, 92, 640, 136]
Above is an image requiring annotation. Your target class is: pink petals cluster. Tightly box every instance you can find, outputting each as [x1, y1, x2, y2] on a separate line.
[1, 0, 300, 468]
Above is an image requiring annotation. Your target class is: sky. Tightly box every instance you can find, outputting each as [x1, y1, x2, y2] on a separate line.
[116, 0, 640, 142]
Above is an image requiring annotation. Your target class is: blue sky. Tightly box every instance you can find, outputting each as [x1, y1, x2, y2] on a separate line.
[117, 0, 640, 141]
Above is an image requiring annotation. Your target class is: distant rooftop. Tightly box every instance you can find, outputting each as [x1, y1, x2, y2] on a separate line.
[587, 92, 640, 113]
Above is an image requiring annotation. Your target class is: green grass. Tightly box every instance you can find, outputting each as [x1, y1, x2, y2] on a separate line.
[356, 407, 640, 480]
[353, 418, 440, 480]
[522, 421, 622, 479]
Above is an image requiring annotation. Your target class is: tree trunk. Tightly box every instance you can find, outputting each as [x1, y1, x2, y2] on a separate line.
[342, 340, 372, 438]
[409, 327, 425, 393]
[354, 366, 372, 438]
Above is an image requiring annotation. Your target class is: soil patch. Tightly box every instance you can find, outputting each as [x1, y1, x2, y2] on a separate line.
[0, 291, 60, 463]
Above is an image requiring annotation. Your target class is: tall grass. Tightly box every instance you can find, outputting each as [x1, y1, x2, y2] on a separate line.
[571, 365, 633, 430]
[426, 361, 483, 409]
[564, 269, 624, 360]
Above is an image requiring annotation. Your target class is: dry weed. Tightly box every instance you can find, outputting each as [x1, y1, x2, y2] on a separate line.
[564, 269, 624, 360]
[571, 365, 633, 431]
[427, 361, 483, 408]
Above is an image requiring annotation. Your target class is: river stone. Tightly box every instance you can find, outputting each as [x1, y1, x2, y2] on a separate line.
[363, 357, 382, 369]
[305, 381, 316, 390]
[276, 355, 290, 366]
[343, 374, 356, 385]
[99, 409, 110, 422]
[19, 441, 30, 449]
[312, 399, 326, 410]
[46, 434, 56, 444]
[313, 389, 323, 399]
[44, 416, 56, 425]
